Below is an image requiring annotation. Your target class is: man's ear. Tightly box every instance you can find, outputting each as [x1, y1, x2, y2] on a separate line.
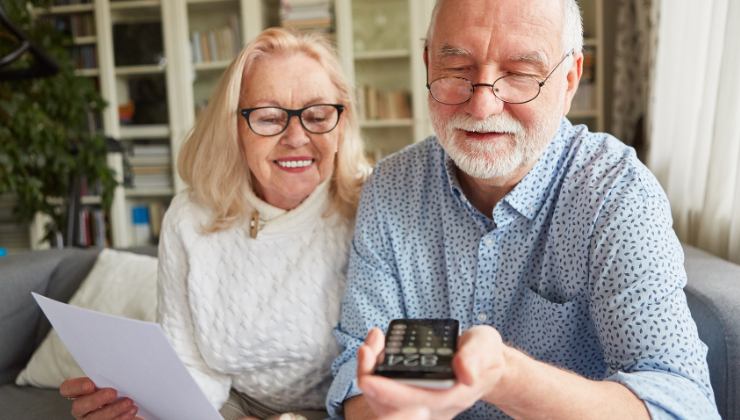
[562, 51, 583, 115]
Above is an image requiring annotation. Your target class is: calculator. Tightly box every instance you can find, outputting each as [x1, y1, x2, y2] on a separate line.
[374, 318, 459, 389]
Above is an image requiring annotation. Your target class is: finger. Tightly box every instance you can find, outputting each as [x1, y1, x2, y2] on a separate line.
[359, 373, 471, 409]
[357, 342, 380, 377]
[111, 406, 139, 420]
[453, 326, 504, 386]
[365, 327, 385, 353]
[357, 327, 386, 377]
[379, 406, 431, 420]
[60, 377, 96, 398]
[83, 397, 135, 420]
[70, 388, 118, 418]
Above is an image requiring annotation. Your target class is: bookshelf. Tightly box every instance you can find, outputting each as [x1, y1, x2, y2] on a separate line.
[12, 0, 612, 250]
[568, 0, 604, 131]
[334, 0, 434, 161]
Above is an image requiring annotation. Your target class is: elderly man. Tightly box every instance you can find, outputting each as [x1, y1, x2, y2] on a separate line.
[326, 0, 720, 419]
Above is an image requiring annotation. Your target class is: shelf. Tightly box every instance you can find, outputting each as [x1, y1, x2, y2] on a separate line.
[109, 1, 161, 11]
[194, 60, 231, 71]
[187, 0, 237, 6]
[75, 68, 100, 77]
[360, 119, 413, 128]
[125, 188, 174, 198]
[46, 195, 102, 206]
[115, 64, 166, 76]
[73, 36, 97, 45]
[119, 125, 170, 139]
[37, 4, 95, 15]
[567, 109, 600, 118]
[354, 49, 410, 60]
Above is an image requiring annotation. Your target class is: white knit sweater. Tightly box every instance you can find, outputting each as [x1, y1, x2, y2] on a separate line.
[156, 181, 352, 412]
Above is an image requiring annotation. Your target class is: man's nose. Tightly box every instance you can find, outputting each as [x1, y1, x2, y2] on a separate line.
[280, 116, 310, 147]
[465, 83, 505, 119]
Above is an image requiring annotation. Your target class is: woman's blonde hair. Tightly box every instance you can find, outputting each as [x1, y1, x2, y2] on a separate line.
[178, 27, 369, 232]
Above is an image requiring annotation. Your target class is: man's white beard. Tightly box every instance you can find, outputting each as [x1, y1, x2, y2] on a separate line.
[432, 111, 550, 180]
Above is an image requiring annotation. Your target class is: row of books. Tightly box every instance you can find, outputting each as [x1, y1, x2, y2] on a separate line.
[191, 17, 240, 64]
[356, 85, 412, 121]
[50, 13, 96, 38]
[130, 201, 167, 246]
[76, 206, 106, 248]
[124, 142, 173, 191]
[280, 0, 333, 33]
[72, 45, 97, 69]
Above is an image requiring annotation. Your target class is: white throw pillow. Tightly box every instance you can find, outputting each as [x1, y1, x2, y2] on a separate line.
[15, 249, 158, 388]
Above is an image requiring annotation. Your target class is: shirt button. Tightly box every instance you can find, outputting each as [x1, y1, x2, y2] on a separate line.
[484, 238, 493, 246]
[477, 312, 488, 322]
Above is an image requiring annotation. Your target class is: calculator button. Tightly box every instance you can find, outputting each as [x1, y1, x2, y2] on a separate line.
[385, 347, 400, 355]
[436, 347, 453, 356]
[402, 346, 418, 354]
[419, 347, 435, 354]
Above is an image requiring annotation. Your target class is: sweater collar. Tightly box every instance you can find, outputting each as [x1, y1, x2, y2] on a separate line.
[243, 179, 332, 236]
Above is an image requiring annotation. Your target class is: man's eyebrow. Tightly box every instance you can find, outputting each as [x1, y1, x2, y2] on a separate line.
[506, 51, 550, 73]
[437, 44, 472, 58]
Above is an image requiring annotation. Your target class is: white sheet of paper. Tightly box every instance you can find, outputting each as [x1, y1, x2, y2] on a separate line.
[32, 293, 221, 420]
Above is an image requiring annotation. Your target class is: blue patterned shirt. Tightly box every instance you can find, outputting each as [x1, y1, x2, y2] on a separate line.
[326, 119, 719, 419]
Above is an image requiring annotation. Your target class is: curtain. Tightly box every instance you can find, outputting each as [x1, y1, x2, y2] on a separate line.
[610, 0, 659, 155]
[647, 0, 740, 264]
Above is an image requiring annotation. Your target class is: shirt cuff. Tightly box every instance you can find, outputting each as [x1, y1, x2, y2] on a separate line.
[607, 370, 719, 420]
[326, 358, 363, 419]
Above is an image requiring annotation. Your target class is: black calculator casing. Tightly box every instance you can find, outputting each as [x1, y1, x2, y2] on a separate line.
[374, 318, 459, 388]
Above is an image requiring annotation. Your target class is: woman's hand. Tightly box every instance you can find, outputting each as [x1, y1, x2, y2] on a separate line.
[60, 377, 138, 420]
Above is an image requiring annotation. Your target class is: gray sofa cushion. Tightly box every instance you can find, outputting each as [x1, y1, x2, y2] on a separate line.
[0, 384, 71, 420]
[0, 248, 99, 385]
[684, 245, 740, 420]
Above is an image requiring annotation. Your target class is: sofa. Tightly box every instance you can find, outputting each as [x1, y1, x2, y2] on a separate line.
[0, 245, 738, 420]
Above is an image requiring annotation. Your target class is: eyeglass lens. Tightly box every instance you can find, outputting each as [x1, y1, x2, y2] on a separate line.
[430, 75, 541, 105]
[248, 105, 339, 136]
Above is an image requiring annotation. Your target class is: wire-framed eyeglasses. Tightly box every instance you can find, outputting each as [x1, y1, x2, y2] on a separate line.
[238, 104, 344, 137]
[426, 49, 575, 105]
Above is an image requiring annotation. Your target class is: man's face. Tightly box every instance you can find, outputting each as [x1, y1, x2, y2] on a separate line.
[426, 0, 580, 181]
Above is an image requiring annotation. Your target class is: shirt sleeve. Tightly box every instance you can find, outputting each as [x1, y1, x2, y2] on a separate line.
[587, 164, 720, 419]
[326, 170, 407, 418]
[157, 206, 232, 410]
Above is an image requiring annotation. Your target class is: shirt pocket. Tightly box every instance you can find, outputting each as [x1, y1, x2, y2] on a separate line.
[504, 286, 590, 365]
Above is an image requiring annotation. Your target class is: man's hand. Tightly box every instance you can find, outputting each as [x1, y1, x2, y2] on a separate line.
[355, 326, 512, 419]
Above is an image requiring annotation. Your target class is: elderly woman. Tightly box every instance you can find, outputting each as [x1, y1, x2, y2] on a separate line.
[59, 27, 369, 420]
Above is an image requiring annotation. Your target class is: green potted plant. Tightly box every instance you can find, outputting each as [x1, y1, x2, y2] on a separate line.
[0, 0, 117, 246]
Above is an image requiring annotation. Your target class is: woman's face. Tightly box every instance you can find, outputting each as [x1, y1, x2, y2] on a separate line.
[238, 52, 343, 210]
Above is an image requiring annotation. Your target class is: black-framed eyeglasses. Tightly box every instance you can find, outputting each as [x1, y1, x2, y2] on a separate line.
[426, 49, 575, 105]
[238, 104, 344, 137]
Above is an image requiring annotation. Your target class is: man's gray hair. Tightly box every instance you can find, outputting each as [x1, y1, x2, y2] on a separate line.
[426, 0, 584, 54]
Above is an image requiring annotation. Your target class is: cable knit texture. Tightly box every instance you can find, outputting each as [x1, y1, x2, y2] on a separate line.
[157, 181, 352, 412]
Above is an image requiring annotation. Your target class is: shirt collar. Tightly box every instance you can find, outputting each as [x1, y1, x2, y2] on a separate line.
[501, 118, 572, 220]
[439, 118, 573, 222]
